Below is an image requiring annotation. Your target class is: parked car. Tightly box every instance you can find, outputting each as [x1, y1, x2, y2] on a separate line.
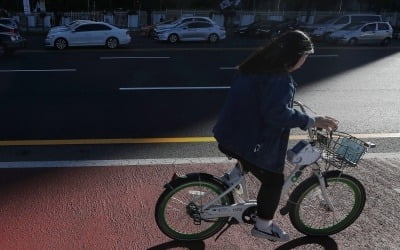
[0, 30, 26, 56]
[0, 23, 19, 34]
[141, 19, 176, 37]
[48, 19, 94, 33]
[327, 21, 393, 46]
[236, 19, 303, 39]
[154, 16, 216, 33]
[45, 21, 131, 50]
[235, 20, 282, 37]
[0, 18, 19, 29]
[155, 21, 225, 43]
[304, 14, 382, 41]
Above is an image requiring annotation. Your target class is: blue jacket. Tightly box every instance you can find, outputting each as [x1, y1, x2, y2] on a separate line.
[213, 72, 313, 173]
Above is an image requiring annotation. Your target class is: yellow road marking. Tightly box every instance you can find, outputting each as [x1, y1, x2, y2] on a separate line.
[0, 133, 398, 146]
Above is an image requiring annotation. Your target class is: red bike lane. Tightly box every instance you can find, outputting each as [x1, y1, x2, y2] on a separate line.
[0, 158, 398, 249]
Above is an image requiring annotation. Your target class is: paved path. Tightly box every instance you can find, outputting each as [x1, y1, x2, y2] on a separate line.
[0, 157, 399, 249]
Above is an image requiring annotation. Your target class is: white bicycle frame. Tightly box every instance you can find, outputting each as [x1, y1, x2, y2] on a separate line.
[199, 158, 335, 224]
[200, 101, 336, 223]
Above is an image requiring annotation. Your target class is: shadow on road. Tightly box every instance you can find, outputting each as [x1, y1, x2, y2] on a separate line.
[147, 240, 205, 250]
[276, 236, 338, 250]
[146, 236, 337, 250]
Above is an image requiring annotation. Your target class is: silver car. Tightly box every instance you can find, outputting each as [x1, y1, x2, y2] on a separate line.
[154, 16, 216, 33]
[327, 21, 393, 46]
[155, 21, 226, 43]
[45, 21, 131, 50]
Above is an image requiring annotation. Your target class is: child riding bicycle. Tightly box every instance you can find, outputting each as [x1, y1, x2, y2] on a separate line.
[213, 30, 338, 242]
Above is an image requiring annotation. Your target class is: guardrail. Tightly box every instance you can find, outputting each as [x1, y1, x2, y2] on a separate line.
[9, 10, 400, 32]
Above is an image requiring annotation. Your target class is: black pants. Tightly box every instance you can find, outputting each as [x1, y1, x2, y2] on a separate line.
[243, 161, 284, 220]
[218, 145, 284, 220]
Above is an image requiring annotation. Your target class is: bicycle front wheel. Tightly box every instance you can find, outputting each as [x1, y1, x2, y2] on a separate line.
[289, 171, 366, 236]
[155, 173, 233, 241]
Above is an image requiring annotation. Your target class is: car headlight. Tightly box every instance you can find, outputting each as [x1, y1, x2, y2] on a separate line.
[46, 34, 55, 39]
[10, 36, 17, 41]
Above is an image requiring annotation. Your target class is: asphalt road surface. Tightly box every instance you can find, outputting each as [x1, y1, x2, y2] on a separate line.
[1, 35, 400, 161]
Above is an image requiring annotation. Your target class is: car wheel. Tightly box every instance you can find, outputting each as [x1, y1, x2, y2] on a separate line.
[381, 38, 391, 46]
[348, 38, 358, 46]
[208, 33, 219, 43]
[55, 38, 68, 50]
[168, 34, 179, 43]
[0, 44, 5, 57]
[106, 37, 119, 49]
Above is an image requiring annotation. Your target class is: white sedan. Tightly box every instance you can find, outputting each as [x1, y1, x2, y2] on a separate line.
[45, 21, 131, 50]
[155, 21, 226, 43]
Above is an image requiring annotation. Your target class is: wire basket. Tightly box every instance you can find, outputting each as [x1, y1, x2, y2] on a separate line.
[315, 131, 368, 168]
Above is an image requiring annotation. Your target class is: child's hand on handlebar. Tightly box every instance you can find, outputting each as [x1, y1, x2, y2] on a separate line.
[314, 116, 339, 132]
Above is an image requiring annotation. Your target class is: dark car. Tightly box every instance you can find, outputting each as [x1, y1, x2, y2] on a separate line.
[235, 19, 302, 39]
[235, 20, 281, 37]
[0, 29, 26, 56]
[0, 18, 19, 29]
[0, 23, 19, 34]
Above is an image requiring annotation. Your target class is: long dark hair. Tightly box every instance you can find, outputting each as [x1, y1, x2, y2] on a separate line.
[238, 30, 314, 74]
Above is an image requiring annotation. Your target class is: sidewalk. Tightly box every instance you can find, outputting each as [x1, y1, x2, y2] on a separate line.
[0, 158, 399, 249]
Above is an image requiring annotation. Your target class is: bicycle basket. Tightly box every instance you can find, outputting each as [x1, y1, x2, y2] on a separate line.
[316, 131, 367, 168]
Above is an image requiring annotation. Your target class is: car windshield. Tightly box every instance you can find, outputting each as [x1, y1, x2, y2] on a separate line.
[342, 23, 364, 30]
[158, 19, 175, 25]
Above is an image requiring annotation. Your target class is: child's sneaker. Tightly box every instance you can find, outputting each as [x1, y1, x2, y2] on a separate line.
[251, 223, 290, 242]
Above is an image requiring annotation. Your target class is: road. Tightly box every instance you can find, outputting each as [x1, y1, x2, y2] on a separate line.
[0, 35, 400, 161]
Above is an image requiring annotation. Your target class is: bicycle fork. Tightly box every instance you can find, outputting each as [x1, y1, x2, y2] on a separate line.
[280, 164, 335, 215]
[313, 168, 336, 212]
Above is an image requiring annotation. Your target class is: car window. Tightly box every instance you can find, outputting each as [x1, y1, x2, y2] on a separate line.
[362, 23, 376, 32]
[351, 15, 381, 23]
[334, 16, 350, 25]
[187, 22, 200, 28]
[92, 24, 112, 31]
[197, 22, 212, 28]
[181, 18, 193, 23]
[342, 23, 363, 31]
[194, 18, 209, 23]
[378, 23, 390, 31]
[75, 24, 92, 32]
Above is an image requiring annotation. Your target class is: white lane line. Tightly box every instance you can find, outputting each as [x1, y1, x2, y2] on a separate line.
[100, 56, 170, 59]
[220, 67, 237, 70]
[0, 69, 77, 72]
[394, 188, 400, 194]
[0, 157, 235, 168]
[0, 152, 399, 168]
[119, 86, 230, 91]
[219, 55, 339, 70]
[309, 54, 339, 58]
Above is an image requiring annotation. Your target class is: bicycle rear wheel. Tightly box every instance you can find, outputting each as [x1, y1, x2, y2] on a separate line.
[289, 171, 366, 236]
[155, 173, 234, 241]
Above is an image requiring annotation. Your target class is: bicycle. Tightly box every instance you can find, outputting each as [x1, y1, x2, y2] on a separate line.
[154, 101, 376, 241]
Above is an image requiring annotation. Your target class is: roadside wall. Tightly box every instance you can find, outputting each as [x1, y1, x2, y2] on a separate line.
[11, 10, 400, 31]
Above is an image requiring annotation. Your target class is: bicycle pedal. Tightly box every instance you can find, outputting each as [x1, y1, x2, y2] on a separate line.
[235, 184, 243, 195]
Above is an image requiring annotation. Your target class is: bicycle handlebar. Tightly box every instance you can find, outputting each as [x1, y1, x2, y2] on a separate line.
[293, 100, 376, 149]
